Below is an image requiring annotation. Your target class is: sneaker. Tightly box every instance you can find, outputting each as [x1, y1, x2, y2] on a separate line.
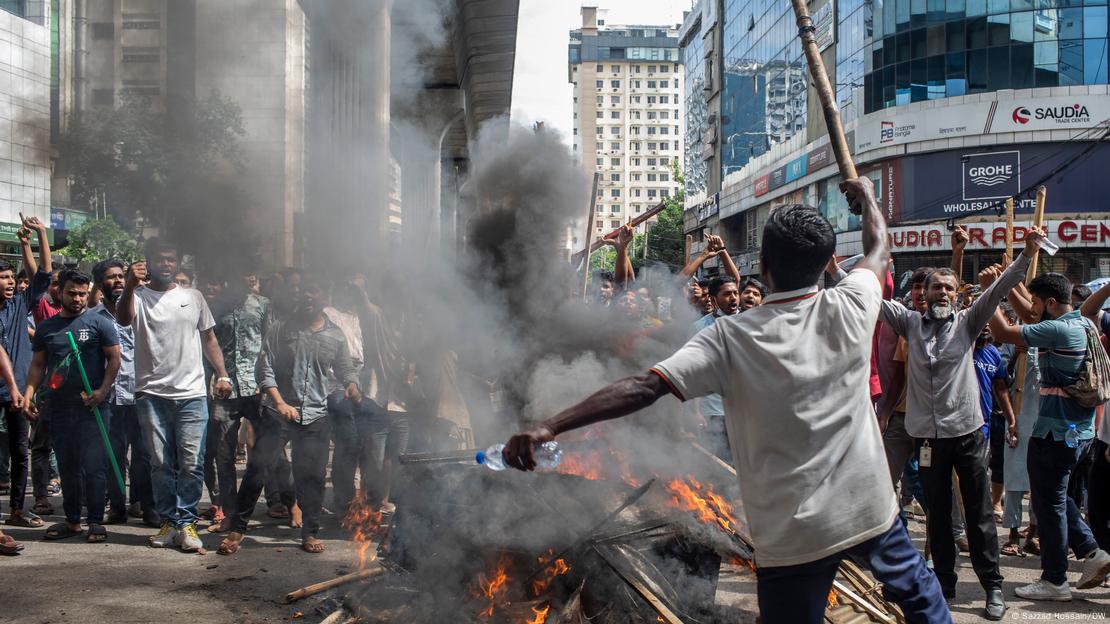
[149, 521, 178, 548]
[178, 523, 203, 552]
[1015, 579, 1071, 601]
[1077, 549, 1110, 590]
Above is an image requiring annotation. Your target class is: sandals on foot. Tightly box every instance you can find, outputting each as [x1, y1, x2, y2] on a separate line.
[43, 523, 82, 541]
[267, 505, 289, 519]
[217, 537, 242, 555]
[0, 534, 23, 555]
[301, 539, 325, 554]
[1001, 541, 1025, 557]
[5, 511, 44, 528]
[1024, 538, 1041, 556]
[86, 524, 107, 543]
[32, 501, 54, 516]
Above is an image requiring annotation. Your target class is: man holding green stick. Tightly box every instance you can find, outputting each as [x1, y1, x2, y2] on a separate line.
[23, 269, 121, 542]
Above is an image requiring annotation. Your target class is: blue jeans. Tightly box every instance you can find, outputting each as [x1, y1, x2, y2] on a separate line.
[755, 519, 950, 624]
[48, 403, 111, 525]
[1028, 435, 1099, 585]
[137, 394, 208, 528]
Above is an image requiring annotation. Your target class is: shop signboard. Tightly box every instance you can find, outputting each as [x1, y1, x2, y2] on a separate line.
[891, 142, 1110, 223]
[887, 219, 1110, 252]
[854, 95, 1110, 154]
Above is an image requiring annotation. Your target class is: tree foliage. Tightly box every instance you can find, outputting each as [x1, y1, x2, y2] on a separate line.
[56, 217, 143, 264]
[57, 92, 245, 229]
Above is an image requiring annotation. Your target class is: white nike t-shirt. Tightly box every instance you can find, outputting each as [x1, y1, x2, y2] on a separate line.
[132, 285, 215, 399]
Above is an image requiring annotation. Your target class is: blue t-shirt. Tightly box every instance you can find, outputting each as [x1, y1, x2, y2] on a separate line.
[1021, 310, 1095, 442]
[973, 344, 1007, 436]
[0, 270, 50, 402]
[32, 310, 119, 406]
[688, 312, 725, 417]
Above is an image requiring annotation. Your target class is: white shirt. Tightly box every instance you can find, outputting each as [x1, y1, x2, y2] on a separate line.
[652, 270, 898, 568]
[132, 285, 216, 400]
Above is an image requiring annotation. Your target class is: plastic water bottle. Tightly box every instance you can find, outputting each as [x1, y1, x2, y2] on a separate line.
[1064, 423, 1080, 449]
[476, 441, 563, 471]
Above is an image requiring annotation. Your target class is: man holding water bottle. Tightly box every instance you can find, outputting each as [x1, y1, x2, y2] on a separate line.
[504, 177, 951, 624]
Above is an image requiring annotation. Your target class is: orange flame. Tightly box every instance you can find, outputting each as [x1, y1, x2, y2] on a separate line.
[525, 604, 551, 624]
[473, 555, 511, 618]
[341, 491, 387, 570]
[531, 549, 571, 596]
[827, 589, 839, 608]
[665, 476, 738, 535]
[556, 449, 605, 481]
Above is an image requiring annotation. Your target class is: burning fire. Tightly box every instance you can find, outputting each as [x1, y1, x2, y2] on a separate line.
[474, 555, 511, 618]
[828, 589, 839, 608]
[530, 549, 571, 596]
[556, 448, 605, 481]
[665, 476, 738, 535]
[341, 491, 387, 570]
[525, 604, 551, 624]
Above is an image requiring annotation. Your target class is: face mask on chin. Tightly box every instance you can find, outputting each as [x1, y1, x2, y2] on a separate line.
[927, 301, 954, 321]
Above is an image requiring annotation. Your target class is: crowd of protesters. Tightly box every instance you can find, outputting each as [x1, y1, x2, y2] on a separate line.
[0, 219, 408, 557]
[509, 176, 1110, 623]
[1, 188, 1108, 623]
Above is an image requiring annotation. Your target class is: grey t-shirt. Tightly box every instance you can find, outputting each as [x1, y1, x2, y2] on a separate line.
[132, 285, 215, 400]
[653, 270, 898, 568]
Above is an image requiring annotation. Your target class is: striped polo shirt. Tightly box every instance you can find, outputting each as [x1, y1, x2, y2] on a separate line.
[1021, 310, 1096, 442]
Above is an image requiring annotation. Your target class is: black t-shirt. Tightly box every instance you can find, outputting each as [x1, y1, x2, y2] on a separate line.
[32, 310, 119, 405]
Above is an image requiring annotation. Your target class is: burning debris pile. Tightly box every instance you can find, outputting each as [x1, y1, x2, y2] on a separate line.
[291, 439, 905, 624]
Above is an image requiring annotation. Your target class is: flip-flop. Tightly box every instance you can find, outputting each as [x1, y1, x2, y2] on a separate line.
[1000, 542, 1026, 557]
[32, 501, 54, 515]
[0, 534, 23, 555]
[217, 538, 242, 556]
[5, 511, 44, 528]
[86, 524, 107, 543]
[43, 523, 82, 541]
[267, 505, 289, 519]
[301, 540, 325, 554]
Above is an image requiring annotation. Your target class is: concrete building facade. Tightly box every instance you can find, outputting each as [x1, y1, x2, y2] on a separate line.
[569, 6, 683, 242]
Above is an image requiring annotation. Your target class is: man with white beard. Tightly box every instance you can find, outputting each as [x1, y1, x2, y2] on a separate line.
[879, 228, 1046, 621]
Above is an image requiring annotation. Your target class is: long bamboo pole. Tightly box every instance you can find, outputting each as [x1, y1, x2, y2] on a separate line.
[1013, 186, 1047, 414]
[580, 172, 601, 302]
[790, 0, 857, 199]
[1004, 197, 1014, 261]
[284, 565, 385, 603]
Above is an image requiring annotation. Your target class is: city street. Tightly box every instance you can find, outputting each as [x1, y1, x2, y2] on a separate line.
[5, 489, 1109, 623]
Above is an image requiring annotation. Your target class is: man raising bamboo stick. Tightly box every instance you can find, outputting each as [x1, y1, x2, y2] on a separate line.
[504, 177, 949, 624]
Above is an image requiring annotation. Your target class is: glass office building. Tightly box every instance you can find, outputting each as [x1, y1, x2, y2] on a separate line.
[866, 0, 1108, 112]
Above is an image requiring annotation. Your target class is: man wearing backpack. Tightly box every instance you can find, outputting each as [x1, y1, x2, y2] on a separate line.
[986, 271, 1110, 600]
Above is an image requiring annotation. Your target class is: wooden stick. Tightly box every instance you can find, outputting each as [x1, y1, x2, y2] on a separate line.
[1026, 186, 1047, 281]
[284, 565, 385, 603]
[571, 200, 667, 265]
[831, 580, 898, 624]
[1004, 197, 1014, 260]
[592, 545, 685, 624]
[581, 172, 601, 302]
[790, 0, 856, 185]
[692, 442, 736, 478]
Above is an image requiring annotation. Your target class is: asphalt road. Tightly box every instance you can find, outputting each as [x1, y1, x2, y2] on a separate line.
[4, 492, 1109, 623]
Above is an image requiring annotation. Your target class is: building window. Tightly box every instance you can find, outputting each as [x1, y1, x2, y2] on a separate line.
[661, 189, 670, 198]
[648, 173, 658, 181]
[660, 80, 669, 88]
[611, 127, 620, 135]
[611, 220, 621, 228]
[660, 111, 669, 119]
[648, 96, 657, 104]
[633, 80, 641, 88]
[611, 65, 620, 72]
[648, 158, 657, 165]
[610, 111, 620, 119]
[596, 158, 604, 165]
[596, 80, 604, 89]
[633, 188, 642, 197]
[660, 157, 670, 165]
[122, 14, 160, 29]
[648, 80, 657, 88]
[660, 173, 669, 181]
[632, 96, 641, 103]
[633, 65, 641, 73]
[648, 189, 658, 198]
[610, 80, 620, 88]
[596, 96, 603, 105]
[610, 96, 620, 104]
[660, 95, 669, 104]
[648, 65, 657, 73]
[610, 173, 621, 181]
[596, 64, 604, 72]
[647, 127, 657, 135]
[596, 127, 604, 136]
[596, 220, 603, 229]
[660, 127, 669, 135]
[632, 173, 641, 181]
[610, 142, 620, 150]
[611, 158, 621, 166]
[659, 63, 669, 72]
[610, 205, 619, 213]
[596, 111, 604, 118]
[611, 189, 621, 197]
[632, 158, 641, 165]
[647, 142, 657, 150]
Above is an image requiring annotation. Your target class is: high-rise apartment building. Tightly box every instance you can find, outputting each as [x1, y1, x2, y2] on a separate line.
[569, 6, 683, 242]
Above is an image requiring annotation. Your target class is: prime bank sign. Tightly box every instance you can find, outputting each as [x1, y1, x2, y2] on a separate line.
[962, 151, 1020, 201]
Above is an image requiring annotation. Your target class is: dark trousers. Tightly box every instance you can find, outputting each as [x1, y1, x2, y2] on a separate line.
[1028, 435, 1099, 585]
[107, 404, 154, 513]
[30, 414, 54, 497]
[3, 403, 29, 511]
[1067, 438, 1094, 511]
[49, 403, 111, 525]
[755, 520, 950, 624]
[1088, 439, 1110, 553]
[203, 396, 255, 515]
[915, 430, 1002, 593]
[330, 395, 376, 517]
[233, 411, 328, 540]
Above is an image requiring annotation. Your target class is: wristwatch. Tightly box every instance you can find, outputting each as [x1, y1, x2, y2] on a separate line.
[217, 377, 232, 384]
